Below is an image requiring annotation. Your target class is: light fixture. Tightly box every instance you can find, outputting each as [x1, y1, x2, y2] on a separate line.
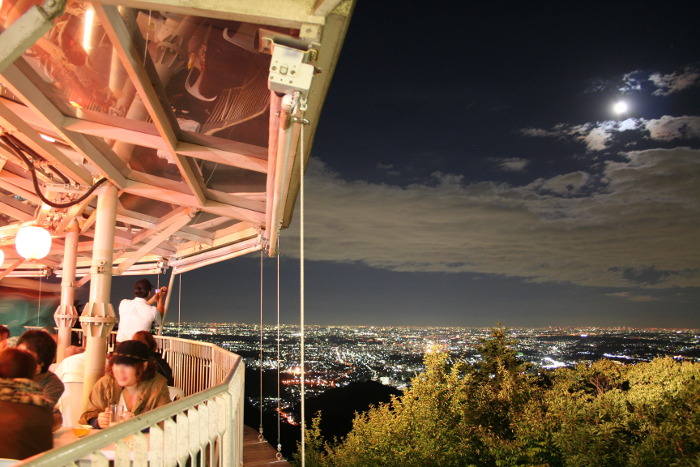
[0, 248, 4, 266]
[39, 133, 57, 143]
[15, 225, 52, 260]
[83, 7, 95, 52]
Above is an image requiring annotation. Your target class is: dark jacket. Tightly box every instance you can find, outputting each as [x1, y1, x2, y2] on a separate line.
[152, 351, 174, 386]
[34, 371, 64, 406]
[0, 378, 53, 459]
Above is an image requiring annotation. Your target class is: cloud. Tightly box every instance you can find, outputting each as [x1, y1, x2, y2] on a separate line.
[522, 119, 643, 151]
[583, 65, 699, 98]
[520, 116, 700, 152]
[535, 171, 589, 195]
[519, 128, 559, 138]
[498, 158, 529, 172]
[649, 66, 700, 96]
[285, 148, 700, 289]
[644, 115, 700, 141]
[606, 291, 659, 302]
[580, 124, 611, 151]
[619, 70, 646, 94]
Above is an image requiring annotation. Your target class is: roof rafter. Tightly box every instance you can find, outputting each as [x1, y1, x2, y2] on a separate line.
[97, 0, 328, 29]
[116, 210, 193, 274]
[94, 4, 208, 206]
[60, 117, 268, 173]
[0, 62, 128, 187]
[0, 101, 93, 184]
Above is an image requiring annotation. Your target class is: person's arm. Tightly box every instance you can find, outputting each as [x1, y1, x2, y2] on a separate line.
[147, 287, 168, 317]
[79, 377, 112, 428]
[155, 287, 167, 318]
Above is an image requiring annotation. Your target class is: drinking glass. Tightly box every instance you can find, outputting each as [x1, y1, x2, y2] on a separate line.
[108, 403, 126, 427]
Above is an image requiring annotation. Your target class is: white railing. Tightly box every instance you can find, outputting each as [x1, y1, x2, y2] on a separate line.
[18, 335, 245, 467]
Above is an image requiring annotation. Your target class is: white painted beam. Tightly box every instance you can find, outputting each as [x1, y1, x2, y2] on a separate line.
[0, 62, 128, 187]
[95, 4, 208, 206]
[60, 117, 268, 174]
[95, 0, 327, 29]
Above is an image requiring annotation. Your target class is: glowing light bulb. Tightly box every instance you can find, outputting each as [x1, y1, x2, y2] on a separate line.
[15, 226, 52, 260]
[0, 248, 4, 266]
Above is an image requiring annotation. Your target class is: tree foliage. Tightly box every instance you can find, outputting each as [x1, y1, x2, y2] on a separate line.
[295, 326, 700, 466]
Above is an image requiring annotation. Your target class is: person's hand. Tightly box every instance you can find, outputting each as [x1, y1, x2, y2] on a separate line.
[97, 411, 111, 429]
[122, 411, 135, 421]
[157, 286, 168, 297]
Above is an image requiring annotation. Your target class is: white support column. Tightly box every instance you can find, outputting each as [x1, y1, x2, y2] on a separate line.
[54, 219, 80, 362]
[80, 183, 119, 405]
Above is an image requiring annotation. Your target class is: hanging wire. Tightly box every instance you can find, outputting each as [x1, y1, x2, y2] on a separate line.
[177, 274, 182, 338]
[298, 96, 307, 467]
[191, 163, 220, 226]
[0, 133, 107, 209]
[276, 240, 283, 460]
[143, 11, 151, 67]
[259, 249, 265, 441]
[37, 274, 43, 325]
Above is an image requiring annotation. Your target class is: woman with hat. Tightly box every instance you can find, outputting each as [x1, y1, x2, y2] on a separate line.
[79, 340, 171, 429]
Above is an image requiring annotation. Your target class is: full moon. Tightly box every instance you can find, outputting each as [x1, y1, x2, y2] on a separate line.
[613, 100, 628, 114]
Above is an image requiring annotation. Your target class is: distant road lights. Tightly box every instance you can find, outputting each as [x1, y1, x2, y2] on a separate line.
[613, 100, 628, 115]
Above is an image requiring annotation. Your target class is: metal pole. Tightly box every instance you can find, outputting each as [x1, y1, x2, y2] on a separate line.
[80, 183, 118, 407]
[54, 219, 79, 362]
[157, 271, 176, 336]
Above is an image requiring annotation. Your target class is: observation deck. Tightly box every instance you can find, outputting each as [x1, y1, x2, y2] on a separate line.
[0, 0, 353, 463]
[16, 333, 289, 466]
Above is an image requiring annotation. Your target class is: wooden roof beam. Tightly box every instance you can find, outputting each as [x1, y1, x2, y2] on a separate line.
[0, 101, 93, 184]
[0, 62, 128, 187]
[94, 4, 207, 207]
[96, 0, 329, 29]
[61, 118, 268, 173]
[0, 192, 34, 221]
[116, 211, 193, 274]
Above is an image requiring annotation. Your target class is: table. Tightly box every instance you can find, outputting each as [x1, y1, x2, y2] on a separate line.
[53, 427, 133, 461]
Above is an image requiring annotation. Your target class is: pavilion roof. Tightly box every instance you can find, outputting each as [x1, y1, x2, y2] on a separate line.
[0, 0, 353, 279]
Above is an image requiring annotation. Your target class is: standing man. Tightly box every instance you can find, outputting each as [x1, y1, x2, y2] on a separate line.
[116, 279, 168, 343]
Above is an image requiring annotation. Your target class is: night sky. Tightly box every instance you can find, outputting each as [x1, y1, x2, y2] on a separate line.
[112, 1, 700, 328]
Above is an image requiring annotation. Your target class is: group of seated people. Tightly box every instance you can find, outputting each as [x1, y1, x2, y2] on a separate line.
[0, 325, 175, 460]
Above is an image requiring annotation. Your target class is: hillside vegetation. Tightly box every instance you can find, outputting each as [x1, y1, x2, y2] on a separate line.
[297, 327, 700, 466]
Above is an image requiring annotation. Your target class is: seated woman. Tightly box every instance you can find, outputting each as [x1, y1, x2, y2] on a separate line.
[16, 330, 63, 430]
[0, 348, 53, 459]
[16, 330, 64, 406]
[79, 340, 171, 429]
[132, 331, 174, 386]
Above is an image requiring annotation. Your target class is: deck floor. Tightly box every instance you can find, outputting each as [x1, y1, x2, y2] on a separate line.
[243, 426, 290, 466]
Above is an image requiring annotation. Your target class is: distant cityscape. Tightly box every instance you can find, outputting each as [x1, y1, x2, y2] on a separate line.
[161, 323, 700, 424]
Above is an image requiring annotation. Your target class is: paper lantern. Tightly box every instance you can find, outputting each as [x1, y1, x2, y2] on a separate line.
[15, 226, 52, 260]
